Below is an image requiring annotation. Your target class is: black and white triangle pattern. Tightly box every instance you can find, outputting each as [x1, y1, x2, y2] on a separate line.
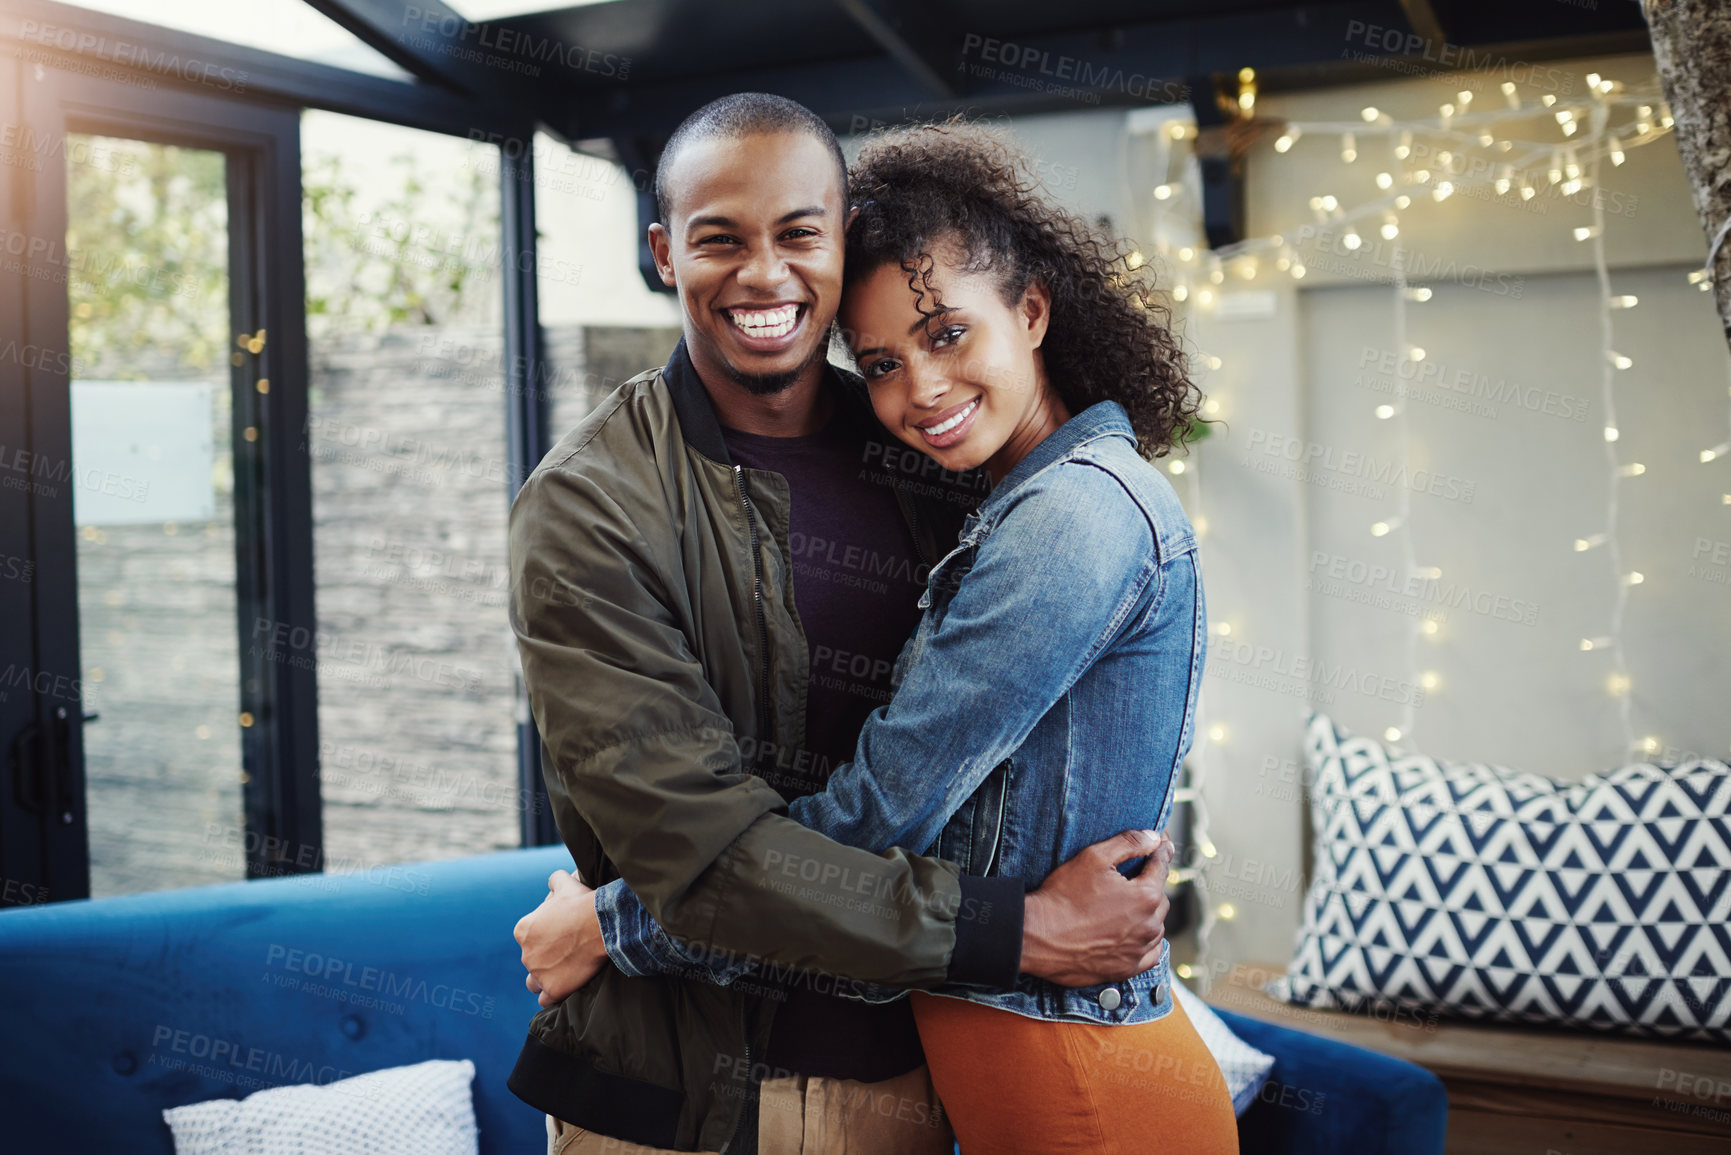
[1270, 713, 1731, 1043]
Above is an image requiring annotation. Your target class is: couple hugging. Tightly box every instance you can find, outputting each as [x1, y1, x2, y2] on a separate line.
[506, 92, 1228, 1155]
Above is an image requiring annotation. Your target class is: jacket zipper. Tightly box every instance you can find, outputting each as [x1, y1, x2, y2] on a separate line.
[733, 466, 772, 742]
[983, 758, 1010, 875]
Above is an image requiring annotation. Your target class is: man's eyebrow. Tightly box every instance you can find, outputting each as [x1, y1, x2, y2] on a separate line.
[685, 206, 827, 233]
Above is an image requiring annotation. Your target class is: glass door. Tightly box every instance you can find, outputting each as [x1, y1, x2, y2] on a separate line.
[66, 135, 247, 896]
[2, 60, 319, 904]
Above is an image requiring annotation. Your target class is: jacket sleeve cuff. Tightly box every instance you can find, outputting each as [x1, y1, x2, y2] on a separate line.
[593, 878, 661, 979]
[946, 874, 1024, 991]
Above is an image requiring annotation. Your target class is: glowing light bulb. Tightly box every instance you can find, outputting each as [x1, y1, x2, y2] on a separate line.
[1407, 346, 1426, 362]
[1575, 534, 1607, 551]
[1432, 181, 1454, 201]
[1624, 571, 1644, 586]
[1395, 194, 1412, 209]
[1420, 672, 1440, 690]
[1154, 184, 1174, 201]
[1574, 226, 1599, 242]
[1607, 672, 1631, 696]
[1609, 352, 1632, 370]
[1701, 443, 1730, 463]
[1343, 230, 1363, 251]
[1320, 194, 1339, 212]
[1381, 221, 1400, 240]
[1209, 724, 1228, 743]
[1421, 619, 1439, 636]
[1376, 171, 1394, 190]
[1376, 404, 1395, 419]
[1617, 462, 1645, 477]
[1404, 287, 1432, 301]
[1217, 903, 1238, 921]
[1341, 133, 1358, 163]
[1275, 132, 1295, 153]
[1384, 727, 1402, 742]
[1172, 284, 1189, 302]
[1169, 460, 1186, 475]
[1604, 426, 1620, 442]
[1361, 106, 1380, 122]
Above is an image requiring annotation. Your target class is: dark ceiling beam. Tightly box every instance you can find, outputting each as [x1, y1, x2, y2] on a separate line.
[0, 0, 507, 137]
[550, 0, 1391, 141]
[301, 0, 497, 98]
[836, 0, 963, 100]
[1394, 0, 1447, 47]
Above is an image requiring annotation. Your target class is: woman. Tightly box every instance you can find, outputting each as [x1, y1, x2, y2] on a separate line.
[599, 122, 1229, 1153]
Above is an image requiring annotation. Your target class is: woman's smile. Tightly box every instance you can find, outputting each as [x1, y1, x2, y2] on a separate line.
[914, 395, 982, 448]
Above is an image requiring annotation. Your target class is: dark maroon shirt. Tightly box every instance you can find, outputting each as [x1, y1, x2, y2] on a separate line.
[721, 408, 929, 1082]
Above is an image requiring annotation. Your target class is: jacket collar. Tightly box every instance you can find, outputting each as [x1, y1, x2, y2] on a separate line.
[975, 400, 1136, 520]
[661, 334, 885, 466]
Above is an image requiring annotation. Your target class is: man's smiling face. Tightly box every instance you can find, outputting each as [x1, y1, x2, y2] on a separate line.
[649, 131, 847, 395]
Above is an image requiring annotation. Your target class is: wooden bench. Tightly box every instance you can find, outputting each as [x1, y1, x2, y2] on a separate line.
[1209, 962, 1731, 1154]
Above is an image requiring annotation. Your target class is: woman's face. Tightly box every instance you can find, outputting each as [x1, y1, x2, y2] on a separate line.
[841, 238, 1063, 480]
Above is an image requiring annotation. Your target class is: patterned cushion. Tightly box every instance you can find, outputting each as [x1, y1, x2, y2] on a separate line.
[162, 1058, 477, 1154]
[1173, 979, 1276, 1114]
[1270, 714, 1731, 1043]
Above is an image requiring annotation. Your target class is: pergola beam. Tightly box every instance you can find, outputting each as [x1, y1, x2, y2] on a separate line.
[837, 0, 963, 100]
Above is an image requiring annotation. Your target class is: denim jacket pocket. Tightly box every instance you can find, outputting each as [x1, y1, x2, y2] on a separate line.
[916, 538, 977, 613]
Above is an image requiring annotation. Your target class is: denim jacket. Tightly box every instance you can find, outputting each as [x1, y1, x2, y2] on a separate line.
[593, 400, 1206, 1027]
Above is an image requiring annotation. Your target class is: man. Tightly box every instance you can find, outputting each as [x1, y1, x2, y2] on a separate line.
[507, 93, 1174, 1155]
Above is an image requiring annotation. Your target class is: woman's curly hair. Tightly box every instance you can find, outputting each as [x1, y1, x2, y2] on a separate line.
[845, 119, 1203, 458]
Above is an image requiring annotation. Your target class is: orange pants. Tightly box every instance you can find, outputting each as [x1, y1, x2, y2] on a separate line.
[911, 991, 1240, 1155]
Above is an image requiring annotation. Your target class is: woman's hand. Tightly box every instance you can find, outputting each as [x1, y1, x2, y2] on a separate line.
[514, 869, 608, 1008]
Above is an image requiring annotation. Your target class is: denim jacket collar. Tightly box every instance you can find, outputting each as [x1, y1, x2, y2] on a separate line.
[974, 400, 1137, 524]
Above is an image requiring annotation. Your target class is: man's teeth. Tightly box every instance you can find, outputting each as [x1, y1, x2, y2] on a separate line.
[922, 398, 979, 438]
[729, 306, 799, 339]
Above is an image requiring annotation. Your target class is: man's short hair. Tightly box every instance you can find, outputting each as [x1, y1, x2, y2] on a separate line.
[654, 93, 848, 224]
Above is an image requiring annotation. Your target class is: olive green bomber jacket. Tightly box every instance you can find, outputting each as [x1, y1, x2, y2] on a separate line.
[504, 339, 1021, 1153]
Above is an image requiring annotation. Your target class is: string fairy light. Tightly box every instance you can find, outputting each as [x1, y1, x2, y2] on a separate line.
[1131, 68, 1696, 976]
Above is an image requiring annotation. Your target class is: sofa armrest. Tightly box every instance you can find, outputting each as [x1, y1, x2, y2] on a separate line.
[1215, 1006, 1448, 1155]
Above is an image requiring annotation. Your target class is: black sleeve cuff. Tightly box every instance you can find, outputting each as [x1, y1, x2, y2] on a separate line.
[946, 874, 1025, 991]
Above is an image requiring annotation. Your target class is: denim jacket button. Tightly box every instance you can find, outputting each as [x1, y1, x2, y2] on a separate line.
[1155, 984, 1168, 1005]
[1097, 987, 1122, 1011]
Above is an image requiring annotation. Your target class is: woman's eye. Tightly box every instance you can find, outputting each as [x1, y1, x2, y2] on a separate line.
[931, 325, 966, 349]
[699, 234, 738, 245]
[861, 357, 899, 380]
[783, 227, 818, 240]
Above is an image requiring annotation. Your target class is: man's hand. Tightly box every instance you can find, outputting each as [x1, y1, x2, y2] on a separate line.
[1018, 830, 1174, 987]
[514, 869, 608, 1008]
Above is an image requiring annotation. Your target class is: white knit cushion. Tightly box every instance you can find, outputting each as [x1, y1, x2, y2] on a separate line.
[1174, 979, 1277, 1115]
[162, 1058, 477, 1155]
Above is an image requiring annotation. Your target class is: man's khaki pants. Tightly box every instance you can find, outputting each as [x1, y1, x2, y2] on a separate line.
[546, 1063, 954, 1155]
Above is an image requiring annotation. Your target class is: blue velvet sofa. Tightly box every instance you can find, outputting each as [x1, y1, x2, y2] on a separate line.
[0, 847, 1447, 1153]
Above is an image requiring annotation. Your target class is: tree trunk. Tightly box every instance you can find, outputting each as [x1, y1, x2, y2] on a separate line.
[1646, 0, 1731, 345]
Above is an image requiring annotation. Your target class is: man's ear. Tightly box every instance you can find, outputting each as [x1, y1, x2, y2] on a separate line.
[1022, 279, 1052, 350]
[647, 222, 676, 288]
[845, 204, 861, 232]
